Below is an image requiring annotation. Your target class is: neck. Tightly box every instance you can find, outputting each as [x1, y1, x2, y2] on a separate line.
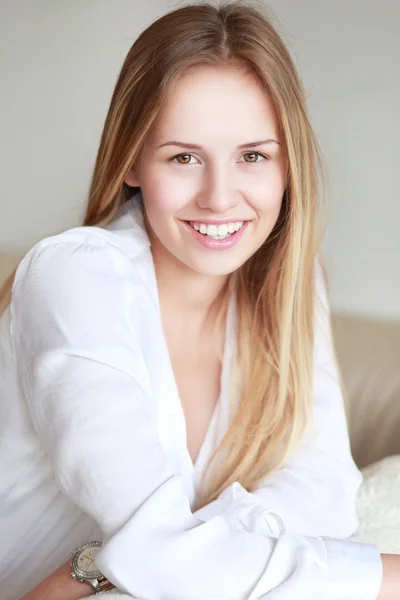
[158, 260, 228, 326]
[151, 246, 229, 336]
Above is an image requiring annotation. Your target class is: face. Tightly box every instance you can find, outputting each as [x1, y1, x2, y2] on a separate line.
[125, 65, 288, 278]
[77, 545, 100, 575]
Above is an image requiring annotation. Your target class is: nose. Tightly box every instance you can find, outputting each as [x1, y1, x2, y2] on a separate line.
[196, 164, 241, 214]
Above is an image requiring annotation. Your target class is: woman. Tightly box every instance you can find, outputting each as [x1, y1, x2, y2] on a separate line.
[0, 2, 399, 599]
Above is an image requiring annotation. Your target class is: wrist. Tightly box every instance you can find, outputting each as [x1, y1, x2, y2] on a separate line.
[21, 559, 94, 600]
[62, 560, 96, 598]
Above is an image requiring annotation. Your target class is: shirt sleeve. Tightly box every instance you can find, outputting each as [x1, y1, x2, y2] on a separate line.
[10, 239, 383, 600]
[194, 258, 364, 540]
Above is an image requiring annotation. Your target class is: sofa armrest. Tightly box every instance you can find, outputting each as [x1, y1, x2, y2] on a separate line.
[331, 313, 400, 468]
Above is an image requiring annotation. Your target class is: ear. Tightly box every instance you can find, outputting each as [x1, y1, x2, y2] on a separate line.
[124, 168, 140, 187]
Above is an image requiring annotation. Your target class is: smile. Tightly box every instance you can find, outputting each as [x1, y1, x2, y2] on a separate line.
[189, 221, 245, 240]
[182, 219, 251, 251]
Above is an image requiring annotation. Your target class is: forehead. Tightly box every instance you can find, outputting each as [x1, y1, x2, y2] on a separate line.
[151, 65, 279, 144]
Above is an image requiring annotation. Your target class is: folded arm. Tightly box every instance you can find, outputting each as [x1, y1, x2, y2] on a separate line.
[12, 239, 381, 600]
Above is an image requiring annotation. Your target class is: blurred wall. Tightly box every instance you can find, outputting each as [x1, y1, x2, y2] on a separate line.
[1, 0, 399, 320]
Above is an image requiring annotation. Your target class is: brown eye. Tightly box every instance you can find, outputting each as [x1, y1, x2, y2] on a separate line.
[173, 153, 193, 164]
[243, 152, 267, 163]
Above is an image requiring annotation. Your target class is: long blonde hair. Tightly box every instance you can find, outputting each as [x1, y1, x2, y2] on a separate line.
[0, 0, 334, 511]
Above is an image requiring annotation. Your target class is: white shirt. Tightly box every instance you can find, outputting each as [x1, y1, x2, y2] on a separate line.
[0, 191, 383, 600]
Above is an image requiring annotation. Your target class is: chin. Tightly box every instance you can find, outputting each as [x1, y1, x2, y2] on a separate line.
[184, 255, 249, 278]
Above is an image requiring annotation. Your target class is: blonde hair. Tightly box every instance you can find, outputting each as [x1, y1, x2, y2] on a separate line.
[0, 0, 335, 511]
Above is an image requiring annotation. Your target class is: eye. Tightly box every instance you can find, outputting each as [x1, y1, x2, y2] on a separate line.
[240, 152, 269, 163]
[169, 151, 269, 165]
[170, 153, 198, 165]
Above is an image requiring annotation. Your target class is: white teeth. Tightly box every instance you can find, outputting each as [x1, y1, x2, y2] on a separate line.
[217, 224, 228, 236]
[190, 221, 244, 238]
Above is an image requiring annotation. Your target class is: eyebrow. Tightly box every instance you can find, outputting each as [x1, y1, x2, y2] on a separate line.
[156, 138, 281, 150]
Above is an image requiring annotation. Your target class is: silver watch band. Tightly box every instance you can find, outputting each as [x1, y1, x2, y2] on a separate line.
[81, 574, 115, 594]
[96, 576, 116, 593]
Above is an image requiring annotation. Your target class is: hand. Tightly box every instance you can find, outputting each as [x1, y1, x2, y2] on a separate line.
[20, 558, 94, 600]
[377, 554, 400, 600]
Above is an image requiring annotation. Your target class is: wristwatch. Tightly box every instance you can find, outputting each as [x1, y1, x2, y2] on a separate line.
[70, 541, 115, 594]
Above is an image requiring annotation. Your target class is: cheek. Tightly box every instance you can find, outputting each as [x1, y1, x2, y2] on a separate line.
[246, 162, 286, 208]
[142, 187, 180, 222]
[251, 180, 286, 217]
[141, 168, 190, 218]
[146, 196, 177, 220]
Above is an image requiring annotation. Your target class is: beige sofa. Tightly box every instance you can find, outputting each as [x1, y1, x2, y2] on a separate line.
[1, 251, 400, 471]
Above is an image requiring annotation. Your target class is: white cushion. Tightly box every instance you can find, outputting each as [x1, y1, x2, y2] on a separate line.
[349, 454, 400, 554]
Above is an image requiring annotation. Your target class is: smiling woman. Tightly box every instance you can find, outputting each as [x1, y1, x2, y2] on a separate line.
[0, 1, 397, 600]
[123, 65, 287, 276]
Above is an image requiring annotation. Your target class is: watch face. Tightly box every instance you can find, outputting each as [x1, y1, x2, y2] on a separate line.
[77, 546, 100, 574]
[72, 542, 102, 580]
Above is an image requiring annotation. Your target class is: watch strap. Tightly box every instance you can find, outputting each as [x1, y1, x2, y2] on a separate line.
[96, 576, 115, 593]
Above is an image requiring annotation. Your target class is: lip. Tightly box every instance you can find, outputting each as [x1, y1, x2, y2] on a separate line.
[187, 218, 249, 225]
[181, 219, 250, 251]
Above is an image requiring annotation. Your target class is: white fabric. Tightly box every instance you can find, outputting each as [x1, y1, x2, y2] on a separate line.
[93, 454, 400, 600]
[0, 190, 383, 600]
[349, 455, 400, 554]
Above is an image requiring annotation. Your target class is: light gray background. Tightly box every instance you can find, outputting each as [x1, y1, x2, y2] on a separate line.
[1, 0, 399, 320]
